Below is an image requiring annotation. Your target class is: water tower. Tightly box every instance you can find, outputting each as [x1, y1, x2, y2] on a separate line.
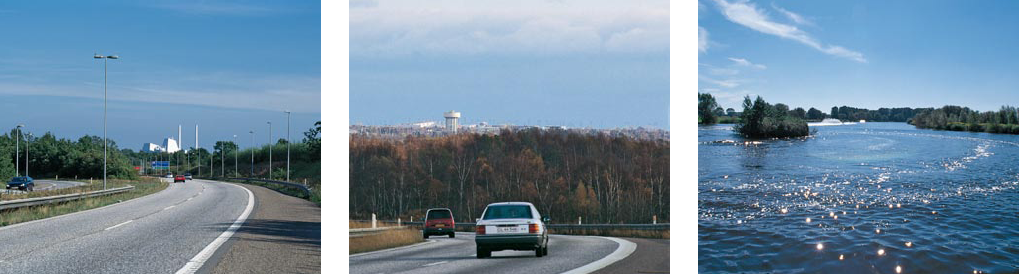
[444, 110, 461, 133]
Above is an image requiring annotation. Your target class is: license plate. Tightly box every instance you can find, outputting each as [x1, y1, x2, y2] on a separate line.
[436, 224, 445, 228]
[497, 227, 519, 233]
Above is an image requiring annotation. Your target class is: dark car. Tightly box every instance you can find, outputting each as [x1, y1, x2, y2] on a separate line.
[174, 175, 186, 183]
[6, 176, 35, 191]
[423, 208, 456, 239]
[475, 202, 549, 258]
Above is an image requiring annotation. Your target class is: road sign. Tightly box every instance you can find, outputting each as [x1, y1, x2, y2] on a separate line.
[151, 161, 169, 169]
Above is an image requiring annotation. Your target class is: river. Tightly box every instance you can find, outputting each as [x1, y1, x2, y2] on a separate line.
[698, 122, 1019, 273]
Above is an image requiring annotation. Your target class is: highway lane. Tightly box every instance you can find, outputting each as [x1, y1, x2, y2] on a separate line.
[4, 180, 85, 194]
[349, 232, 623, 274]
[0, 179, 250, 274]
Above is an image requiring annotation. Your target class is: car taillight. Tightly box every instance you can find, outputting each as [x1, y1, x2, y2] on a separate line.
[477, 225, 486, 235]
[529, 223, 539, 234]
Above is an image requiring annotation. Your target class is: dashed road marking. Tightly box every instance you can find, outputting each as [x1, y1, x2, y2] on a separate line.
[422, 261, 448, 267]
[104, 220, 133, 231]
[163, 205, 176, 211]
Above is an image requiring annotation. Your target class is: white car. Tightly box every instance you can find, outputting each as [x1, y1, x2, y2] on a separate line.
[474, 202, 549, 258]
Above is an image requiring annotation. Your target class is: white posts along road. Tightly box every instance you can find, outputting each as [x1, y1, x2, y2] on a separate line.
[0, 179, 251, 274]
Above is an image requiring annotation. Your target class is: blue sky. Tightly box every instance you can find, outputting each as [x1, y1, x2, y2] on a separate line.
[349, 0, 669, 129]
[0, 0, 319, 151]
[699, 0, 1019, 113]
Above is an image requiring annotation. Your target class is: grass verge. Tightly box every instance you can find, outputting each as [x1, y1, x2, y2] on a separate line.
[547, 228, 670, 239]
[0, 177, 168, 227]
[214, 178, 320, 206]
[349, 227, 423, 254]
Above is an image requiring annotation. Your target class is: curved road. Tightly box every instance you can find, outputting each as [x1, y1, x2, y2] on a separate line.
[349, 232, 628, 274]
[0, 179, 250, 273]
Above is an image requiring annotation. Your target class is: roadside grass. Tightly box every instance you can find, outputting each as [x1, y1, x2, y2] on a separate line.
[216, 178, 320, 206]
[349, 227, 423, 254]
[0, 177, 168, 227]
[547, 228, 670, 239]
[350, 220, 399, 229]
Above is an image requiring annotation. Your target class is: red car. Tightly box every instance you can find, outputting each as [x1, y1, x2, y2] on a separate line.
[423, 208, 455, 238]
[174, 175, 186, 183]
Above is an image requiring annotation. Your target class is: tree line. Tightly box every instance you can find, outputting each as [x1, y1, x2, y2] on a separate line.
[122, 121, 321, 182]
[350, 128, 669, 224]
[830, 106, 930, 122]
[910, 105, 1019, 134]
[1, 130, 137, 180]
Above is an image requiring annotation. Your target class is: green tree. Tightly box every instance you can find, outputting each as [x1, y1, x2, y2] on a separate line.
[698, 93, 720, 124]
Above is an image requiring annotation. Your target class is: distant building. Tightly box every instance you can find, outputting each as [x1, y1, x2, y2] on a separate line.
[444, 110, 461, 133]
[162, 138, 181, 153]
[142, 143, 163, 152]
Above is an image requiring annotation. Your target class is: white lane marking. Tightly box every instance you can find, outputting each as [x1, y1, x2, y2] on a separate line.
[174, 183, 254, 274]
[560, 236, 637, 274]
[422, 261, 448, 267]
[163, 205, 176, 211]
[349, 240, 437, 258]
[104, 220, 134, 231]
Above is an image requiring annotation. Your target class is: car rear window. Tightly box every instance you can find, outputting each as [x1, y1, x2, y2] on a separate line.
[427, 210, 452, 219]
[482, 205, 533, 220]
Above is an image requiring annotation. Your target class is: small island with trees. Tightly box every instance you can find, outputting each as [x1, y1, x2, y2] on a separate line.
[699, 93, 810, 138]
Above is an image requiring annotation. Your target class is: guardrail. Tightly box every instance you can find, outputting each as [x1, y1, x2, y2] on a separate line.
[212, 177, 312, 198]
[0, 186, 135, 211]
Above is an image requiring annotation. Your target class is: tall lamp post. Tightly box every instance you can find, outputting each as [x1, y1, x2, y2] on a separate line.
[26, 132, 31, 177]
[267, 122, 272, 180]
[233, 135, 238, 177]
[249, 130, 254, 177]
[94, 53, 118, 190]
[16, 124, 23, 177]
[285, 110, 291, 182]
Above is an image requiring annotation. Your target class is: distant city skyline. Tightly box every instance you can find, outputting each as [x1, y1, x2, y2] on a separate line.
[0, 0, 320, 151]
[700, 0, 1019, 113]
[350, 0, 669, 130]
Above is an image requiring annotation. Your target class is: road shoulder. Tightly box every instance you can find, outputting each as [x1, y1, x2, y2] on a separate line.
[592, 237, 670, 274]
[207, 182, 321, 274]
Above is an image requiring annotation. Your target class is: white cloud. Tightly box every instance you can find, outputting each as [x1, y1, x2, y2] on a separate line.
[699, 26, 710, 53]
[699, 76, 740, 88]
[712, 0, 866, 63]
[350, 0, 669, 56]
[727, 57, 766, 69]
[0, 73, 320, 113]
[771, 2, 813, 26]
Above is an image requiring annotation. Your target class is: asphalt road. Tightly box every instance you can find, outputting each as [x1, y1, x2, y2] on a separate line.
[208, 183, 321, 273]
[349, 232, 626, 274]
[0, 179, 250, 274]
[592, 237, 670, 274]
[3, 179, 85, 194]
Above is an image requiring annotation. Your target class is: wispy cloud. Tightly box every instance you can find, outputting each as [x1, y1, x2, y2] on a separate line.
[150, 1, 286, 16]
[350, 0, 669, 57]
[350, 0, 379, 8]
[700, 76, 741, 88]
[712, 0, 866, 63]
[771, 2, 813, 26]
[699, 26, 710, 53]
[0, 73, 320, 113]
[728, 57, 766, 69]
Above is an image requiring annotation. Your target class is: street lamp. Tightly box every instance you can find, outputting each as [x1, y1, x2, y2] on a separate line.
[249, 130, 254, 177]
[16, 124, 23, 177]
[233, 134, 238, 177]
[26, 132, 31, 177]
[267, 121, 272, 180]
[94, 53, 118, 190]
[285, 110, 291, 182]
